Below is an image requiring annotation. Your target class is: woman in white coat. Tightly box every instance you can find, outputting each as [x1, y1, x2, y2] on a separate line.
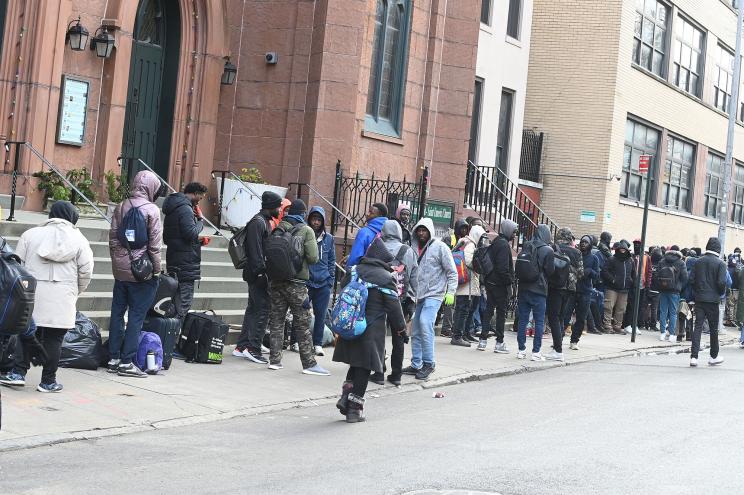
[6, 201, 93, 392]
[450, 225, 486, 347]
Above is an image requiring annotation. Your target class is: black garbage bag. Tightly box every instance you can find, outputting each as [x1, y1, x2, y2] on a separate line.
[59, 312, 103, 370]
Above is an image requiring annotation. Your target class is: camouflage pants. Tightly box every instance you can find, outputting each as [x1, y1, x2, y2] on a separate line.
[267, 280, 316, 369]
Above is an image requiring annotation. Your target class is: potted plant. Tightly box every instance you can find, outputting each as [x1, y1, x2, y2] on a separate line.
[33, 170, 71, 210]
[215, 166, 288, 229]
[34, 168, 105, 216]
[104, 170, 127, 218]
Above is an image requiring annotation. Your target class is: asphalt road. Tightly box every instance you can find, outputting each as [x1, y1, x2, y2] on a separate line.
[2, 345, 743, 495]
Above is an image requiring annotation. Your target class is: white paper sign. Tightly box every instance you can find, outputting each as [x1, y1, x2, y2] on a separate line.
[57, 76, 89, 146]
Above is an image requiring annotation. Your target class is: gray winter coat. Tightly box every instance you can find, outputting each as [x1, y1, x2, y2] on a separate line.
[411, 218, 458, 301]
[381, 220, 418, 300]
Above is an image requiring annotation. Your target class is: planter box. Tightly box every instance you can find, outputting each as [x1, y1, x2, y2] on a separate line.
[45, 198, 110, 220]
[215, 177, 287, 229]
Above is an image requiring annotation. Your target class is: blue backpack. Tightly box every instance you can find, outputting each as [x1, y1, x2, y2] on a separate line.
[117, 200, 149, 250]
[331, 266, 396, 340]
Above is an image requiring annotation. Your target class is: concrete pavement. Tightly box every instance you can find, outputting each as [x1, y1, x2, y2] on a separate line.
[0, 328, 736, 452]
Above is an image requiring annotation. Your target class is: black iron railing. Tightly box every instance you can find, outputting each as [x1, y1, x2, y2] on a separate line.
[519, 129, 544, 183]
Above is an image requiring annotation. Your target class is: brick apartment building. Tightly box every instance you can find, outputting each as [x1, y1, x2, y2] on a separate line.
[525, 0, 744, 251]
[0, 0, 480, 218]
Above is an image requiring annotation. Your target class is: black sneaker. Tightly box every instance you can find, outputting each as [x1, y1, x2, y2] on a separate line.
[244, 348, 268, 364]
[387, 374, 402, 386]
[402, 366, 420, 375]
[107, 359, 121, 373]
[117, 363, 148, 378]
[370, 372, 385, 385]
[415, 364, 435, 381]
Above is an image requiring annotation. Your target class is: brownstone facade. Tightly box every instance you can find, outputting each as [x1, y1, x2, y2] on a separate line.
[0, 0, 478, 215]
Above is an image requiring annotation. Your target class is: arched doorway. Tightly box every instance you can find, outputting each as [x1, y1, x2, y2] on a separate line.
[121, 0, 180, 181]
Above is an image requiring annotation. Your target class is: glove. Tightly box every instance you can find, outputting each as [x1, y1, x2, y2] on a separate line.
[199, 236, 211, 246]
[444, 293, 455, 306]
[194, 205, 204, 219]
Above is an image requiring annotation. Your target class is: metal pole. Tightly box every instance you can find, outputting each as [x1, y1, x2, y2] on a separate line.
[631, 159, 654, 343]
[718, 0, 744, 332]
[5, 142, 22, 222]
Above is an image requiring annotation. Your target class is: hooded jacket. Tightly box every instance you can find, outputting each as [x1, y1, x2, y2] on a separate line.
[455, 225, 486, 297]
[578, 235, 599, 295]
[109, 171, 163, 282]
[601, 240, 635, 292]
[484, 220, 517, 287]
[16, 217, 94, 329]
[307, 206, 336, 289]
[553, 239, 584, 292]
[518, 224, 555, 297]
[683, 254, 698, 300]
[657, 249, 688, 293]
[411, 217, 458, 301]
[162, 192, 204, 282]
[346, 215, 387, 268]
[276, 216, 319, 282]
[381, 219, 418, 300]
[693, 237, 727, 303]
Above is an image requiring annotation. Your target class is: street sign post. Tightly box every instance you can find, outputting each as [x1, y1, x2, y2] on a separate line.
[631, 154, 653, 343]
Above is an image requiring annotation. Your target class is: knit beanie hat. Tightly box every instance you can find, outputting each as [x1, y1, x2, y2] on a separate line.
[557, 227, 574, 243]
[288, 199, 307, 216]
[261, 191, 282, 210]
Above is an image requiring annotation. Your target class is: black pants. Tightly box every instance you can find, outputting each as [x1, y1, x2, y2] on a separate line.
[547, 288, 569, 353]
[453, 296, 480, 339]
[237, 279, 270, 351]
[590, 291, 604, 331]
[644, 291, 659, 329]
[15, 327, 68, 385]
[570, 292, 591, 343]
[692, 301, 719, 360]
[346, 366, 369, 397]
[174, 280, 196, 321]
[481, 284, 509, 343]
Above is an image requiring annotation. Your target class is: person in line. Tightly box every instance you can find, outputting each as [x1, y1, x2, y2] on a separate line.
[270, 198, 292, 231]
[680, 247, 700, 341]
[0, 202, 93, 392]
[266, 199, 329, 375]
[657, 245, 688, 342]
[403, 218, 457, 380]
[690, 237, 727, 367]
[439, 219, 470, 338]
[516, 224, 555, 361]
[162, 182, 209, 322]
[373, 219, 418, 386]
[108, 171, 163, 378]
[478, 220, 518, 353]
[621, 239, 652, 333]
[451, 224, 486, 347]
[233, 191, 283, 364]
[644, 247, 663, 331]
[394, 202, 413, 246]
[307, 206, 336, 357]
[569, 235, 599, 350]
[590, 233, 613, 333]
[545, 228, 583, 361]
[334, 238, 407, 422]
[725, 247, 742, 326]
[601, 240, 635, 335]
[346, 203, 388, 268]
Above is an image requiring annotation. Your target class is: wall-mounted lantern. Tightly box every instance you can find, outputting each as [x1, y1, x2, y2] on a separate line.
[91, 27, 115, 58]
[221, 58, 237, 85]
[66, 17, 89, 51]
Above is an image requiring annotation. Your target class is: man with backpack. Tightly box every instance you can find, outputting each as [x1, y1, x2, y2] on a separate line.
[656, 245, 687, 342]
[307, 206, 335, 357]
[346, 203, 388, 268]
[162, 182, 209, 322]
[514, 224, 555, 361]
[233, 191, 284, 364]
[545, 228, 583, 361]
[403, 217, 457, 380]
[601, 240, 635, 335]
[451, 224, 486, 347]
[569, 235, 599, 349]
[439, 219, 470, 338]
[478, 220, 518, 353]
[645, 247, 663, 331]
[108, 171, 164, 378]
[691, 237, 728, 367]
[265, 199, 329, 375]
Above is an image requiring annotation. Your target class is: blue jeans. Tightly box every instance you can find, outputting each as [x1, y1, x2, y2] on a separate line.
[517, 290, 547, 353]
[659, 292, 680, 336]
[308, 285, 332, 346]
[109, 278, 158, 363]
[411, 297, 442, 369]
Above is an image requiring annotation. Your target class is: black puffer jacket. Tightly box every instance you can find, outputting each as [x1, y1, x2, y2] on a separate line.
[657, 250, 688, 293]
[601, 241, 635, 292]
[693, 237, 728, 303]
[163, 193, 204, 282]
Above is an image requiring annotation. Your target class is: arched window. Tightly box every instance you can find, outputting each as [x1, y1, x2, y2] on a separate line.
[365, 0, 412, 137]
[135, 0, 164, 46]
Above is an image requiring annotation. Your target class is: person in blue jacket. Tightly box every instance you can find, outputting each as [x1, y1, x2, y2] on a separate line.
[569, 235, 599, 349]
[307, 206, 336, 356]
[346, 203, 388, 268]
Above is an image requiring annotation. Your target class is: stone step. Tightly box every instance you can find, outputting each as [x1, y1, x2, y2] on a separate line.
[78, 291, 248, 313]
[86, 274, 246, 293]
[89, 257, 241, 279]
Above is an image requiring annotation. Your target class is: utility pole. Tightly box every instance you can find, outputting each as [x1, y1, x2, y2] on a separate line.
[718, 0, 744, 332]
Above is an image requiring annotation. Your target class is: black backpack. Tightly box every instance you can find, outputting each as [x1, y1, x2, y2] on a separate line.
[515, 243, 541, 283]
[657, 264, 677, 291]
[264, 223, 305, 282]
[117, 200, 149, 250]
[0, 252, 36, 335]
[650, 263, 661, 291]
[472, 237, 494, 276]
[549, 244, 571, 289]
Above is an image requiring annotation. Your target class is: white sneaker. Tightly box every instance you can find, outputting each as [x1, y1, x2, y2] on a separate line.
[517, 350, 527, 360]
[656, 322, 661, 330]
[268, 363, 283, 370]
[314, 345, 324, 356]
[545, 350, 564, 362]
[531, 352, 545, 362]
[623, 326, 632, 335]
[659, 333, 666, 341]
[494, 342, 509, 354]
[569, 342, 579, 350]
[668, 335, 678, 343]
[232, 348, 247, 358]
[708, 356, 724, 366]
[261, 345, 270, 354]
[290, 343, 300, 353]
[690, 358, 698, 367]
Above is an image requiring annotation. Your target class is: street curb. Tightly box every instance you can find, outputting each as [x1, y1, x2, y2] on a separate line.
[0, 337, 737, 453]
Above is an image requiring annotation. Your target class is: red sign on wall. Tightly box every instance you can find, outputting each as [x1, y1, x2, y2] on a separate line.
[639, 155, 651, 174]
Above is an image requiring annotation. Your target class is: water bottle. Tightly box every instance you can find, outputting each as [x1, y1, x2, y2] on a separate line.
[146, 350, 157, 373]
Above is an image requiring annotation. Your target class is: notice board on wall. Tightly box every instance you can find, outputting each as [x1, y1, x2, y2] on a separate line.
[56, 75, 89, 146]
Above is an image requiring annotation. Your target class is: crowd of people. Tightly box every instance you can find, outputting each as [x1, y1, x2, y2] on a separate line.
[0, 175, 740, 423]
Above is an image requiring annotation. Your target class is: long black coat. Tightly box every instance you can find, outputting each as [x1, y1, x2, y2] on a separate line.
[163, 193, 204, 281]
[333, 258, 406, 373]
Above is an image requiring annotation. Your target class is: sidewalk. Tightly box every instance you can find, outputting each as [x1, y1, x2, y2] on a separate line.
[0, 328, 736, 451]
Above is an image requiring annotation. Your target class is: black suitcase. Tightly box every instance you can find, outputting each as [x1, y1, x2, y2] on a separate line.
[143, 316, 181, 370]
[178, 310, 228, 364]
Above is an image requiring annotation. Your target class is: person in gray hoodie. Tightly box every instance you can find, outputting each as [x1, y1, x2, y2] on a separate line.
[516, 224, 555, 361]
[402, 218, 457, 381]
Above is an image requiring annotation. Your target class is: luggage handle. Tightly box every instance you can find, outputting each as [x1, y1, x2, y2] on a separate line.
[203, 309, 217, 316]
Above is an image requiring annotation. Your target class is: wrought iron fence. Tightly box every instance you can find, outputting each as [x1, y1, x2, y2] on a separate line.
[519, 129, 544, 183]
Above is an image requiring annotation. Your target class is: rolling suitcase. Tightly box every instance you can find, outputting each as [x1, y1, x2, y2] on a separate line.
[142, 316, 180, 370]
